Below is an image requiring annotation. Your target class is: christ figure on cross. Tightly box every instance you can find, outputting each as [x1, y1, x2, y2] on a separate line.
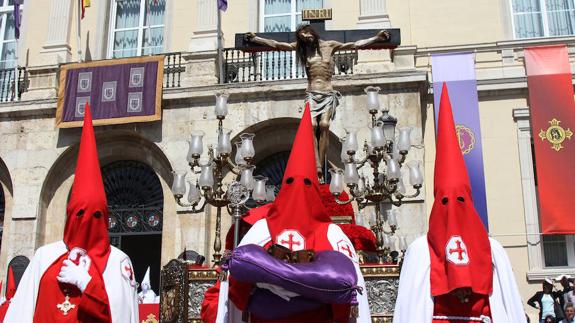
[246, 25, 390, 178]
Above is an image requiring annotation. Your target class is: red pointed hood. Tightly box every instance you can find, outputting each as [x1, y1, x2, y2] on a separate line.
[427, 83, 492, 296]
[64, 104, 111, 273]
[266, 104, 331, 251]
[433, 84, 472, 197]
[5, 266, 15, 300]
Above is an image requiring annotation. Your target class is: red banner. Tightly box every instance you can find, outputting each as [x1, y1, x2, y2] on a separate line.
[525, 45, 575, 234]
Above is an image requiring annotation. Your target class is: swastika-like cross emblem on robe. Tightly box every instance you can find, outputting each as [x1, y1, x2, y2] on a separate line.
[57, 295, 76, 315]
[445, 235, 470, 265]
[277, 230, 305, 251]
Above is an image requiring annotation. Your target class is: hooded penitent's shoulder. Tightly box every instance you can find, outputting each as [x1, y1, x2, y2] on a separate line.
[488, 237, 506, 264]
[488, 237, 503, 250]
[109, 245, 131, 261]
[408, 236, 428, 251]
[35, 241, 67, 255]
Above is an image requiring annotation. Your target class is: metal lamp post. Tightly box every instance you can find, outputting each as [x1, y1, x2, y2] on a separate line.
[330, 86, 424, 264]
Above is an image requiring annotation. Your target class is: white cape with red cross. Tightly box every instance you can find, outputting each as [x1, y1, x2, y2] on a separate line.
[4, 241, 140, 322]
[392, 236, 527, 323]
[215, 218, 371, 323]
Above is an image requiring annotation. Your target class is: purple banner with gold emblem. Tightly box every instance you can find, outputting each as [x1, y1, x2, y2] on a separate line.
[56, 56, 164, 128]
[432, 53, 489, 229]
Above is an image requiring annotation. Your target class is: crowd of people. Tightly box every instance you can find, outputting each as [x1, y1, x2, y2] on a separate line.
[528, 275, 575, 323]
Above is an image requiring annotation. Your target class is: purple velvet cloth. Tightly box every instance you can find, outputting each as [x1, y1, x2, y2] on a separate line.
[229, 244, 360, 305]
[247, 289, 323, 320]
[62, 61, 159, 122]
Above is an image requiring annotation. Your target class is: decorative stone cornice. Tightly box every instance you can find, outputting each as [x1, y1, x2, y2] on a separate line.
[415, 35, 575, 57]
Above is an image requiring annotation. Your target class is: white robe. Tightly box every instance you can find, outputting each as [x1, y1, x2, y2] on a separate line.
[216, 219, 371, 323]
[4, 241, 139, 323]
[393, 236, 527, 323]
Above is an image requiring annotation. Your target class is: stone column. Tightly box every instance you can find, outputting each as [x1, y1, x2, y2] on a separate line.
[354, 0, 392, 74]
[248, 0, 258, 33]
[39, 0, 75, 65]
[514, 109, 546, 275]
[189, 0, 219, 52]
[357, 0, 390, 29]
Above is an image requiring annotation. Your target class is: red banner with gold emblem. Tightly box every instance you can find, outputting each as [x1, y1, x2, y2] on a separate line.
[525, 45, 575, 234]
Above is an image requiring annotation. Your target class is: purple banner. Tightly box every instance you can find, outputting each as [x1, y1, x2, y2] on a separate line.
[432, 53, 489, 229]
[14, 0, 21, 40]
[218, 0, 228, 11]
[57, 56, 163, 128]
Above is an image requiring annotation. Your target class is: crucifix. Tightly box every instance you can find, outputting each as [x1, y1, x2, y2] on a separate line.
[235, 8, 400, 179]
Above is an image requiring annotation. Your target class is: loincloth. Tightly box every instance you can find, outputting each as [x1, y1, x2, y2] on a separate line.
[306, 90, 342, 120]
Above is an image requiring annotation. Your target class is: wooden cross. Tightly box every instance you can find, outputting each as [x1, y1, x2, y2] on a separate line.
[234, 8, 400, 51]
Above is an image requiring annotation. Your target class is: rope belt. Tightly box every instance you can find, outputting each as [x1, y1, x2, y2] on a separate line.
[432, 315, 491, 323]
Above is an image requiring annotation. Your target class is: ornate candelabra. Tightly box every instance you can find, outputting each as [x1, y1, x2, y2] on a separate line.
[329, 86, 424, 264]
[171, 93, 275, 265]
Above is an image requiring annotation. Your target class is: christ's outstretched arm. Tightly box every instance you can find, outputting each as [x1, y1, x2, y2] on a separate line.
[245, 32, 296, 51]
[328, 30, 390, 50]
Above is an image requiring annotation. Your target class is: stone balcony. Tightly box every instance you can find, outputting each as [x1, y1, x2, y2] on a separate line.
[11, 46, 416, 108]
[9, 35, 575, 114]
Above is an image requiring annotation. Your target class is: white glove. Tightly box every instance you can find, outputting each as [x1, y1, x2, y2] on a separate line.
[57, 256, 92, 293]
[256, 283, 300, 301]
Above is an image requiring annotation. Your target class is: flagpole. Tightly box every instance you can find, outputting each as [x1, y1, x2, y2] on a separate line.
[217, 2, 223, 84]
[14, 38, 18, 101]
[77, 0, 83, 62]
[13, 0, 19, 101]
[146, 0, 151, 55]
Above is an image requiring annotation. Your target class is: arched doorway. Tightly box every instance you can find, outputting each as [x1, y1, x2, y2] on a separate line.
[254, 151, 290, 187]
[230, 117, 344, 183]
[7, 255, 29, 290]
[102, 160, 163, 293]
[254, 151, 334, 187]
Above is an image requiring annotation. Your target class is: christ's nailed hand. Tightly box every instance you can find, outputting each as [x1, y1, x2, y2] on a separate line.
[246, 32, 256, 41]
[377, 30, 390, 41]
